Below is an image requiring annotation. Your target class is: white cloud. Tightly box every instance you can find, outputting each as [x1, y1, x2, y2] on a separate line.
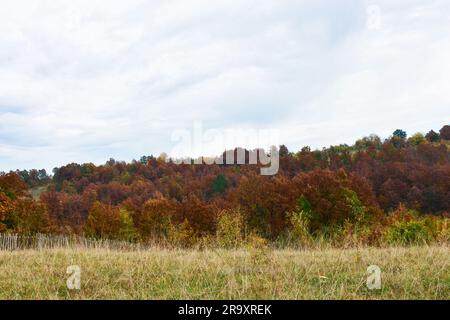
[0, 0, 449, 171]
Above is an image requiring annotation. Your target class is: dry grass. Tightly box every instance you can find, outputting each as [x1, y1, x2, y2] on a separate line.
[0, 245, 448, 299]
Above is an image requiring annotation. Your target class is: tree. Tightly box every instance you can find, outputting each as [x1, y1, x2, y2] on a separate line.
[0, 192, 51, 234]
[136, 198, 176, 240]
[12, 199, 51, 234]
[237, 174, 299, 237]
[354, 135, 382, 151]
[292, 169, 379, 232]
[279, 145, 289, 157]
[408, 132, 426, 146]
[15, 169, 50, 187]
[0, 192, 14, 231]
[212, 174, 228, 194]
[439, 125, 450, 140]
[180, 195, 216, 236]
[84, 202, 121, 239]
[2, 124, 448, 244]
[425, 130, 440, 143]
[216, 209, 243, 248]
[393, 129, 407, 140]
[378, 178, 409, 211]
[0, 173, 28, 199]
[118, 208, 138, 242]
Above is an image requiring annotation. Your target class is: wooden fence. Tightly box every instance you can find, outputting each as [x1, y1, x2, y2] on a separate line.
[0, 233, 143, 251]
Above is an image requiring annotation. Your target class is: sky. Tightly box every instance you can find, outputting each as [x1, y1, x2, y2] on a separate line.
[1, 0, 450, 172]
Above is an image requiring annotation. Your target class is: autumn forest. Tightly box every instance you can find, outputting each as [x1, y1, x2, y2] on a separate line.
[1, 125, 449, 247]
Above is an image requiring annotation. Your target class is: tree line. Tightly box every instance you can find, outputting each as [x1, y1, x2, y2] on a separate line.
[1, 125, 449, 247]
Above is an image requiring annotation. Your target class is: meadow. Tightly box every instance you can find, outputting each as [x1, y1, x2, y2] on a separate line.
[0, 245, 448, 300]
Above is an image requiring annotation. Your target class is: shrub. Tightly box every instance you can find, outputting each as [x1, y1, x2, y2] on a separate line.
[167, 219, 196, 248]
[435, 218, 450, 243]
[118, 208, 139, 242]
[382, 205, 436, 245]
[384, 220, 433, 245]
[216, 209, 243, 248]
[246, 232, 268, 250]
[286, 209, 312, 247]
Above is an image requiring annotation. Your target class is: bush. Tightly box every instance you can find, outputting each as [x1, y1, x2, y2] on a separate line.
[216, 209, 243, 248]
[167, 219, 196, 248]
[384, 220, 433, 245]
[246, 232, 268, 250]
[331, 219, 380, 248]
[118, 208, 138, 242]
[286, 209, 312, 247]
[432, 215, 450, 243]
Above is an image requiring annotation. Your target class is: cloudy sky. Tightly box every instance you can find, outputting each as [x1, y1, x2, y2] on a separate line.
[1, 0, 449, 171]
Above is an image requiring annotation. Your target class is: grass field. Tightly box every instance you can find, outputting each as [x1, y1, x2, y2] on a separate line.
[0, 246, 448, 299]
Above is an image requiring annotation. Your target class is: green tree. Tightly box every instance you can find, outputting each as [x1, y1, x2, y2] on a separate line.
[212, 174, 228, 194]
[393, 129, 407, 139]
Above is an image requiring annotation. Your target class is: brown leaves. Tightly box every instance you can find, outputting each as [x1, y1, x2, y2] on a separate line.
[0, 173, 28, 199]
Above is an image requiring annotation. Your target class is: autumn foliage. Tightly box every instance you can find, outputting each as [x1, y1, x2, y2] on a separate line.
[1, 125, 449, 247]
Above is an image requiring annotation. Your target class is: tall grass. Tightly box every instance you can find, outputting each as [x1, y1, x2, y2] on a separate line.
[0, 245, 448, 299]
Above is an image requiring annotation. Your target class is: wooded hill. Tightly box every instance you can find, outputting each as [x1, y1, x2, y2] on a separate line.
[1, 125, 449, 247]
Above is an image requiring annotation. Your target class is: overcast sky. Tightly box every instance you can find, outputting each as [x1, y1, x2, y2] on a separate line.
[1, 0, 450, 172]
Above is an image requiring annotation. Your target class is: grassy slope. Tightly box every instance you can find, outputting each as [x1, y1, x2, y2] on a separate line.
[0, 246, 448, 299]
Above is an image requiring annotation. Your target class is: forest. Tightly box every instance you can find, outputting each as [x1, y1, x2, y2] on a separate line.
[1, 125, 449, 248]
